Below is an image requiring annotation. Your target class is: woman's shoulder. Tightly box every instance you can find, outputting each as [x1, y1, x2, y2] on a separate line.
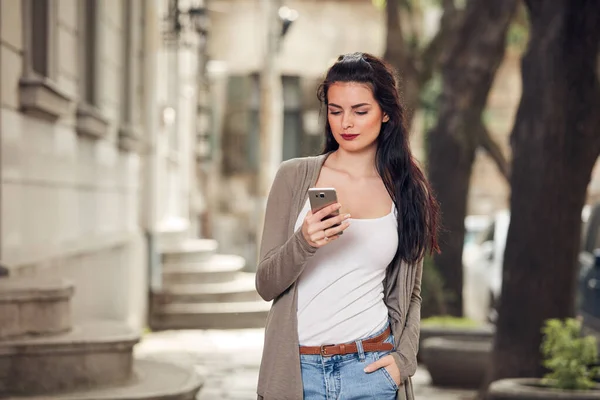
[277, 154, 325, 177]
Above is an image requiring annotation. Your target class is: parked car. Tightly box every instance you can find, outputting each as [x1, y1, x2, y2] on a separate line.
[578, 203, 600, 339]
[463, 210, 509, 323]
[463, 206, 593, 323]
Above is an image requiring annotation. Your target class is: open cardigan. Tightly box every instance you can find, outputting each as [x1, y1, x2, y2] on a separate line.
[255, 153, 422, 400]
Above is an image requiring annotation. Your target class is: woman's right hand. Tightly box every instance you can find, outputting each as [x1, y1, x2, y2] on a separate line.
[302, 203, 351, 248]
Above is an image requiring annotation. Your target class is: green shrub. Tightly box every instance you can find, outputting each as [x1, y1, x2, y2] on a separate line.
[421, 315, 480, 327]
[541, 318, 599, 390]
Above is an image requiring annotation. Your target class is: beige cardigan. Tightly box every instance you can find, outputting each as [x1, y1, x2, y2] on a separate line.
[255, 153, 422, 400]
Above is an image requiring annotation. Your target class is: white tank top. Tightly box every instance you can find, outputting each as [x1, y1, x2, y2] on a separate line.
[294, 198, 399, 346]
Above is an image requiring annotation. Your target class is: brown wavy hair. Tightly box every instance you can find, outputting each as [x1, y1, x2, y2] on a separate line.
[317, 52, 440, 264]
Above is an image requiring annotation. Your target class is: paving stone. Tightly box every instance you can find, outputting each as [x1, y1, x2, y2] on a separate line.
[136, 328, 477, 400]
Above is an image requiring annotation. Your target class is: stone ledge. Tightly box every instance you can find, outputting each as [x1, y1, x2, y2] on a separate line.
[76, 103, 110, 139]
[0, 278, 73, 302]
[0, 278, 73, 339]
[4, 230, 141, 277]
[150, 301, 270, 330]
[118, 124, 145, 153]
[421, 336, 492, 389]
[489, 378, 600, 399]
[0, 320, 139, 395]
[19, 77, 72, 122]
[2, 359, 203, 400]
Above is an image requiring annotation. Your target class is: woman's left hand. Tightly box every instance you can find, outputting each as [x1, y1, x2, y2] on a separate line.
[364, 355, 402, 386]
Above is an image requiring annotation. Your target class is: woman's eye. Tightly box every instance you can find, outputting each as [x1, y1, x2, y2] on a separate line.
[355, 111, 368, 115]
[328, 111, 342, 115]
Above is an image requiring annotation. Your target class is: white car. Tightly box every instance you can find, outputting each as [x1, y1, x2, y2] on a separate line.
[462, 210, 509, 323]
[463, 207, 592, 323]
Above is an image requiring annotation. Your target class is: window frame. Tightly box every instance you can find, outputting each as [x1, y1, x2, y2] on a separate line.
[19, 0, 72, 121]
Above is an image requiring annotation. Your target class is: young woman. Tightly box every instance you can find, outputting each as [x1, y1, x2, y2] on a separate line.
[255, 52, 439, 400]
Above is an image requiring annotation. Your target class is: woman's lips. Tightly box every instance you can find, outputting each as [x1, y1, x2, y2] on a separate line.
[340, 134, 359, 141]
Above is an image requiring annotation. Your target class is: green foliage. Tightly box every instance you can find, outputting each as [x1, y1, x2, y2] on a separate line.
[541, 318, 599, 390]
[420, 72, 442, 133]
[372, 0, 386, 10]
[506, 2, 529, 53]
[421, 316, 479, 327]
[372, 0, 441, 10]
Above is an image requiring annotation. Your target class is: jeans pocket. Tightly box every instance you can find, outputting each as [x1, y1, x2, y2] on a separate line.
[378, 365, 399, 390]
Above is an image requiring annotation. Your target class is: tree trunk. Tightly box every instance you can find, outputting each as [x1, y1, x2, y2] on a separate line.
[427, 0, 517, 317]
[485, 0, 600, 389]
[383, 0, 420, 126]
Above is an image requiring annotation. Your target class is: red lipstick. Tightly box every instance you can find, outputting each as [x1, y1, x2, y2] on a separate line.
[340, 134, 359, 141]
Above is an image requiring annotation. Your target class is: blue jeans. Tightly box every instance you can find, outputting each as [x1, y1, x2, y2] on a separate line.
[300, 324, 398, 399]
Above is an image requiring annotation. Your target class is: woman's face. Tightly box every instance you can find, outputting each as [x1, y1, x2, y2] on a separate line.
[326, 81, 389, 153]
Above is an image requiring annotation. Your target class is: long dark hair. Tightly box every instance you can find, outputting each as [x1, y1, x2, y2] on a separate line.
[317, 52, 440, 264]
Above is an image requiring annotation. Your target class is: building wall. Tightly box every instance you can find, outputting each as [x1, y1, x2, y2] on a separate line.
[208, 0, 385, 78]
[0, 0, 151, 329]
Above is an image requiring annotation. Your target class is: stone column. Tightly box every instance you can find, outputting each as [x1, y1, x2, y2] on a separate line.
[255, 0, 284, 255]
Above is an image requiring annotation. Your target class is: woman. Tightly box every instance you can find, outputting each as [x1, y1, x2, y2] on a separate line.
[255, 52, 439, 400]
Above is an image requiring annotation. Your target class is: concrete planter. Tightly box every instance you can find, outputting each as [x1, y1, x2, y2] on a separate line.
[489, 378, 600, 399]
[420, 335, 492, 389]
[418, 323, 494, 362]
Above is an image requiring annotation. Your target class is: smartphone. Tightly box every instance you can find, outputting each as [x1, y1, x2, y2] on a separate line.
[308, 188, 342, 234]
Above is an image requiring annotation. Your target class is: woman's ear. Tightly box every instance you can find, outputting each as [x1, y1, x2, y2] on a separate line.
[383, 114, 390, 123]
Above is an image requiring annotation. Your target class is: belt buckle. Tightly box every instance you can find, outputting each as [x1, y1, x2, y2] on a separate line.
[320, 344, 335, 357]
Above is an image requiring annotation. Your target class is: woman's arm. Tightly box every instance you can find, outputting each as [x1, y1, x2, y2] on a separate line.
[255, 160, 317, 301]
[391, 259, 423, 380]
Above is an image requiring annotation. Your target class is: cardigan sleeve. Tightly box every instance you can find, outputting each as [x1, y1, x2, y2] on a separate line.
[255, 160, 317, 302]
[391, 259, 423, 381]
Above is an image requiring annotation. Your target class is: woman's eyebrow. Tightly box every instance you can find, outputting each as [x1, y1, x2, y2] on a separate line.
[328, 103, 371, 109]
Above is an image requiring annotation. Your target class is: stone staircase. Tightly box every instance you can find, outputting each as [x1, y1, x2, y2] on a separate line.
[149, 238, 270, 330]
[0, 277, 203, 399]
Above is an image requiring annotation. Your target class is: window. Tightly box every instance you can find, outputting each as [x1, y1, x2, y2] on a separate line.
[20, 0, 71, 121]
[22, 0, 56, 79]
[122, 0, 134, 124]
[118, 0, 143, 151]
[79, 0, 98, 106]
[75, 0, 109, 138]
[281, 75, 302, 161]
[29, 0, 51, 77]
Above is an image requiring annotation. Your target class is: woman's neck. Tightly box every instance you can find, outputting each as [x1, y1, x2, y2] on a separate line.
[328, 148, 378, 179]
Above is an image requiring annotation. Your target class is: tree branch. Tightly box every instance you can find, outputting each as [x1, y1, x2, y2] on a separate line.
[384, 0, 407, 63]
[417, 1, 464, 86]
[477, 123, 511, 182]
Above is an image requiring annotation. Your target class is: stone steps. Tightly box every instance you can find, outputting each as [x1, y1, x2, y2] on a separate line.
[153, 237, 268, 330]
[161, 239, 218, 265]
[156, 217, 191, 250]
[0, 320, 139, 395]
[3, 359, 203, 400]
[162, 254, 246, 284]
[0, 278, 73, 339]
[155, 272, 261, 304]
[150, 301, 270, 330]
[0, 278, 203, 399]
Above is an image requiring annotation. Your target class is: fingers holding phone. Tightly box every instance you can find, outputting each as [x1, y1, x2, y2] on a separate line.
[302, 188, 352, 248]
[303, 206, 351, 247]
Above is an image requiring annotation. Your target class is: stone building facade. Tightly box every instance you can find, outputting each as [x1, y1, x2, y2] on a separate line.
[0, 1, 214, 397]
[2, 0, 150, 328]
[0, 0, 207, 331]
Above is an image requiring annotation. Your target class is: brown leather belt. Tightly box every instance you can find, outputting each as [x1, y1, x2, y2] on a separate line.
[299, 327, 393, 357]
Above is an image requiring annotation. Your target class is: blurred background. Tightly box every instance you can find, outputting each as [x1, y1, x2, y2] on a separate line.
[0, 0, 599, 399]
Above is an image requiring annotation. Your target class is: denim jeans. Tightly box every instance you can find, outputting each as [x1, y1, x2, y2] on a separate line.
[299, 323, 398, 399]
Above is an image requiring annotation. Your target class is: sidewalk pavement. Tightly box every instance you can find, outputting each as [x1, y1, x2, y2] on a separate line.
[135, 328, 476, 400]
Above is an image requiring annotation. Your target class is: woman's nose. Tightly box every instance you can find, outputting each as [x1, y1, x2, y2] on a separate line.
[342, 114, 354, 129]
